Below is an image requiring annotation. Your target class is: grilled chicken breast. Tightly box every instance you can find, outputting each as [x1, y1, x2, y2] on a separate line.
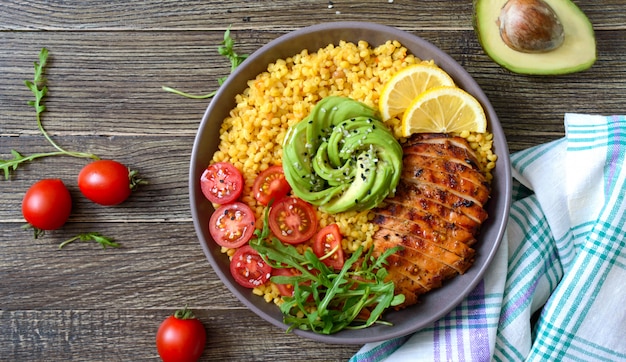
[372, 133, 491, 308]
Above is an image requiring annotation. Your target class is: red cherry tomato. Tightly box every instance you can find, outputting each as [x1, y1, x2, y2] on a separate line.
[272, 268, 299, 297]
[209, 202, 256, 248]
[200, 162, 244, 204]
[272, 268, 314, 301]
[78, 160, 133, 206]
[230, 245, 272, 288]
[252, 165, 291, 205]
[156, 308, 206, 362]
[313, 224, 345, 270]
[268, 197, 318, 244]
[22, 179, 72, 230]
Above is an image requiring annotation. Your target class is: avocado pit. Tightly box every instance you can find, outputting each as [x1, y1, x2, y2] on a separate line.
[497, 0, 564, 53]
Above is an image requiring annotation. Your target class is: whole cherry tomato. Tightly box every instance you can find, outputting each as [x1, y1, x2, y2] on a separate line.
[22, 179, 72, 231]
[156, 308, 206, 362]
[78, 160, 141, 206]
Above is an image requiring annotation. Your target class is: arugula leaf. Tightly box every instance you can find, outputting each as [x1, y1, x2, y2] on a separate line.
[162, 25, 249, 99]
[249, 206, 405, 335]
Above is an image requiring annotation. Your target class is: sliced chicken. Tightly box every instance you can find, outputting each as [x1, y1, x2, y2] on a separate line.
[372, 133, 490, 308]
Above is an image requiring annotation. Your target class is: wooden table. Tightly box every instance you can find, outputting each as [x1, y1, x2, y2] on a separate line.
[1, 1, 624, 360]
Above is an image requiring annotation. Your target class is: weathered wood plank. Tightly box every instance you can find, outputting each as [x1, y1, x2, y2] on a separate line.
[0, 1, 473, 31]
[1, 222, 221, 307]
[1, 0, 623, 31]
[0, 309, 361, 361]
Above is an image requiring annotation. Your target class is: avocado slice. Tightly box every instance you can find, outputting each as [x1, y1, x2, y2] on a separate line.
[282, 96, 403, 214]
[473, 0, 596, 75]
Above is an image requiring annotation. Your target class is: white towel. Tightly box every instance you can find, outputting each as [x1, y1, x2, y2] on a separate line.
[351, 113, 626, 362]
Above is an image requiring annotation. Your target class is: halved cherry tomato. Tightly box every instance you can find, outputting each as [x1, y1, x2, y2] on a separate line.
[252, 165, 291, 206]
[230, 245, 272, 288]
[272, 268, 299, 297]
[268, 197, 318, 244]
[209, 202, 255, 248]
[313, 224, 345, 270]
[200, 162, 244, 204]
[272, 268, 314, 301]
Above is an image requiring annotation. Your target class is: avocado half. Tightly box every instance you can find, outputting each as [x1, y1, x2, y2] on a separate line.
[473, 0, 596, 75]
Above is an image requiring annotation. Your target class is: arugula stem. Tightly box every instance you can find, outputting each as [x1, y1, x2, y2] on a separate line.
[162, 26, 248, 100]
[161, 86, 217, 99]
[34, 108, 97, 160]
[318, 244, 340, 262]
[317, 248, 359, 313]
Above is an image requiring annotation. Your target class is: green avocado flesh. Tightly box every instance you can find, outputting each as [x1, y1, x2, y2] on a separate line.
[473, 0, 596, 75]
[282, 96, 403, 214]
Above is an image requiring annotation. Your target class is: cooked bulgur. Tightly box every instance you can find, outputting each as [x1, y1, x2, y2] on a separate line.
[211, 40, 495, 306]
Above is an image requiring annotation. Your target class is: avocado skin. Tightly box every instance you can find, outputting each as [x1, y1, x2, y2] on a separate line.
[282, 96, 403, 214]
[473, 0, 596, 75]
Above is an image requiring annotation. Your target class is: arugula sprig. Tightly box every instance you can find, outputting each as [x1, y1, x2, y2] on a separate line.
[162, 26, 249, 99]
[250, 207, 405, 335]
[0, 48, 100, 179]
[217, 26, 248, 84]
[58, 232, 120, 249]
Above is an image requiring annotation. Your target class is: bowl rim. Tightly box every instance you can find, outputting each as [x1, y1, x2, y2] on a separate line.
[190, 21, 512, 344]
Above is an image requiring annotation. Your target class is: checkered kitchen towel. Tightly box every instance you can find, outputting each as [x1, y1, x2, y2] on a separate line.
[351, 113, 626, 362]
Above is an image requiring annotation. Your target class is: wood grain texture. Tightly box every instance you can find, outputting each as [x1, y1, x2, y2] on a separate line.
[1, 0, 625, 360]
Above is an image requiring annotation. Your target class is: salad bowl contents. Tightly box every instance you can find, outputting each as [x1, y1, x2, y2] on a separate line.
[190, 22, 511, 344]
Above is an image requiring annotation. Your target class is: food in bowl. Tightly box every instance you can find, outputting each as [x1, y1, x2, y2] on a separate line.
[206, 38, 494, 330]
[190, 22, 511, 344]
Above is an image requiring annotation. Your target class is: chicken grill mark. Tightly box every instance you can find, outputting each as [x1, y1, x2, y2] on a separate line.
[372, 133, 491, 308]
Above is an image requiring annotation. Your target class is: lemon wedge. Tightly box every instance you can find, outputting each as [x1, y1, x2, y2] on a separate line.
[401, 86, 487, 136]
[379, 64, 455, 121]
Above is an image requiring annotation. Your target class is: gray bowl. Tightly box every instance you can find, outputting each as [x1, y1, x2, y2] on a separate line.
[190, 21, 512, 344]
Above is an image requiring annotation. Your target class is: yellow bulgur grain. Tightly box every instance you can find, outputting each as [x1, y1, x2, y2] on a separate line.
[211, 40, 495, 304]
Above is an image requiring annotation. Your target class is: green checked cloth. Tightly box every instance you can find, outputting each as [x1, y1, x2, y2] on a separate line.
[351, 113, 626, 362]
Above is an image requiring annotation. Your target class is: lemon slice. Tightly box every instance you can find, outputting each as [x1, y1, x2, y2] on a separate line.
[401, 86, 487, 136]
[379, 64, 456, 120]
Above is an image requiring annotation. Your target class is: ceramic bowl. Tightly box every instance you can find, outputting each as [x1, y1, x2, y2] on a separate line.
[190, 21, 512, 344]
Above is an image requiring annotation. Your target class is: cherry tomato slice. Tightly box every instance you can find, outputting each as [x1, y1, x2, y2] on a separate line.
[268, 197, 318, 244]
[200, 162, 244, 204]
[252, 165, 291, 206]
[272, 268, 299, 297]
[209, 202, 255, 248]
[272, 268, 316, 301]
[313, 224, 345, 270]
[230, 245, 272, 288]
